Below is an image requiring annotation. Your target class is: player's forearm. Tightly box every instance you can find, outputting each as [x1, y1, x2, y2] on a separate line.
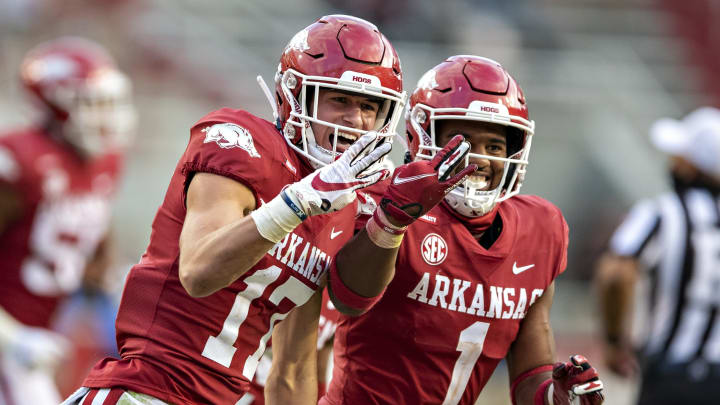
[265, 370, 318, 405]
[512, 372, 552, 405]
[266, 290, 321, 404]
[336, 229, 398, 297]
[595, 254, 637, 343]
[179, 215, 275, 297]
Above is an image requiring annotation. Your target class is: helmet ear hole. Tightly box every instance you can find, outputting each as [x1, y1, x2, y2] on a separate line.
[506, 127, 524, 157]
[404, 150, 412, 164]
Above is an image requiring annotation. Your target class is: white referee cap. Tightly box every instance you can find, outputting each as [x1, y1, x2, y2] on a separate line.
[650, 106, 720, 178]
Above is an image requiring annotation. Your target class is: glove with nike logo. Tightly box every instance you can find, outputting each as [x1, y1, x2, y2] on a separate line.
[364, 135, 475, 249]
[252, 131, 390, 243]
[382, 134, 476, 226]
[545, 355, 605, 405]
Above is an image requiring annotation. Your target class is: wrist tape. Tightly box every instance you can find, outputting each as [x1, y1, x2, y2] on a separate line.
[250, 190, 304, 243]
[365, 208, 407, 249]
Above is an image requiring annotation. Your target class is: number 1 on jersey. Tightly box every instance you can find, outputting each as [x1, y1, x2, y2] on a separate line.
[442, 321, 490, 405]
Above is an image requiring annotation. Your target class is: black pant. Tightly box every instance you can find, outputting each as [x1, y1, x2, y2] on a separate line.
[637, 361, 720, 405]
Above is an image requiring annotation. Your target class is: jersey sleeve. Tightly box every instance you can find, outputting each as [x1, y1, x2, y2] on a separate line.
[609, 199, 661, 258]
[0, 143, 21, 187]
[317, 289, 340, 349]
[180, 108, 283, 204]
[553, 206, 570, 279]
[0, 139, 36, 206]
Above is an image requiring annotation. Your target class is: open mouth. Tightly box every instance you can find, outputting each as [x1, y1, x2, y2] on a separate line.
[334, 132, 358, 153]
[467, 173, 490, 191]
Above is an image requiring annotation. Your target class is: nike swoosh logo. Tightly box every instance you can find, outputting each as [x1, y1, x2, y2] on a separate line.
[330, 228, 343, 239]
[392, 172, 435, 185]
[512, 262, 535, 275]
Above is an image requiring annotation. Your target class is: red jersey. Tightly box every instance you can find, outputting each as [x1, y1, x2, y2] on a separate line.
[324, 191, 568, 405]
[318, 289, 340, 349]
[0, 128, 122, 328]
[83, 109, 357, 405]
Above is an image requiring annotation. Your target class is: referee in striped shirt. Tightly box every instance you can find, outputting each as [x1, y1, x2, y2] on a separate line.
[596, 107, 720, 404]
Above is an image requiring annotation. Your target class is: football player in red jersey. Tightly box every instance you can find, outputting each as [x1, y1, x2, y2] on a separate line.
[0, 37, 136, 405]
[318, 56, 606, 405]
[60, 15, 414, 405]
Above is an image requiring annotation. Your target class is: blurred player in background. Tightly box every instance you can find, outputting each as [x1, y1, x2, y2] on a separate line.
[62, 14, 406, 405]
[596, 107, 720, 404]
[0, 37, 136, 405]
[318, 55, 605, 405]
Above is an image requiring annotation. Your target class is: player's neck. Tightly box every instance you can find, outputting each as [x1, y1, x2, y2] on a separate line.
[475, 214, 503, 249]
[442, 201, 501, 247]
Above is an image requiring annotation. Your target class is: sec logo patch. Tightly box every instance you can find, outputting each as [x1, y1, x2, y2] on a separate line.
[421, 233, 447, 265]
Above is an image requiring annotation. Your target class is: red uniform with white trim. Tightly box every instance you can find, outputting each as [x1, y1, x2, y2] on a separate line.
[82, 109, 357, 405]
[323, 187, 568, 405]
[0, 128, 122, 328]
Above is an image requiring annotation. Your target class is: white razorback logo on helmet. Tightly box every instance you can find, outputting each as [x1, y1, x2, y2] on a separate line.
[202, 123, 261, 158]
[416, 69, 439, 90]
[421, 233, 447, 265]
[286, 28, 310, 53]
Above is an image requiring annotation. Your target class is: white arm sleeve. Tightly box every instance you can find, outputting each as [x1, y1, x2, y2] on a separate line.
[609, 198, 661, 257]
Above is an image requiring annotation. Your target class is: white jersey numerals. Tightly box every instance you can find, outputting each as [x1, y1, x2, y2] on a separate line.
[442, 321, 490, 405]
[202, 265, 314, 379]
[21, 195, 110, 296]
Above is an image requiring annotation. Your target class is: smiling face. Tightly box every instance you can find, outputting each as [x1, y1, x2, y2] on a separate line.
[435, 120, 508, 191]
[310, 89, 382, 154]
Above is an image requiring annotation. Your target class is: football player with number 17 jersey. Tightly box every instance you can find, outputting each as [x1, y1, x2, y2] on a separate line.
[321, 56, 606, 405]
[62, 15, 407, 405]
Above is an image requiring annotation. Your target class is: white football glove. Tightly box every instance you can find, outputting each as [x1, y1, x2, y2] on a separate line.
[6, 326, 70, 370]
[283, 131, 391, 217]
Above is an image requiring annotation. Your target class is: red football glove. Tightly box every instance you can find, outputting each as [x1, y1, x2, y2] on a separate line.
[549, 355, 605, 405]
[381, 134, 476, 226]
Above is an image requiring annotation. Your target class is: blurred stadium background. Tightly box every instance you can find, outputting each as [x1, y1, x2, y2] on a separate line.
[2, 0, 718, 403]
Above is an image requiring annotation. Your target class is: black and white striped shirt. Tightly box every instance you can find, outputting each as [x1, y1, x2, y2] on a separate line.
[610, 187, 720, 366]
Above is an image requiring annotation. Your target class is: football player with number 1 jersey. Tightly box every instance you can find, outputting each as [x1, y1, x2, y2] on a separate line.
[321, 56, 606, 405]
[62, 15, 407, 405]
[0, 37, 136, 405]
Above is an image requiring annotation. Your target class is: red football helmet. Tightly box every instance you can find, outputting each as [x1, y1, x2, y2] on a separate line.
[271, 14, 406, 168]
[406, 55, 535, 217]
[20, 37, 137, 157]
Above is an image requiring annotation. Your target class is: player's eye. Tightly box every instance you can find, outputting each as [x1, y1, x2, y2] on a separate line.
[361, 103, 379, 112]
[487, 143, 506, 155]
